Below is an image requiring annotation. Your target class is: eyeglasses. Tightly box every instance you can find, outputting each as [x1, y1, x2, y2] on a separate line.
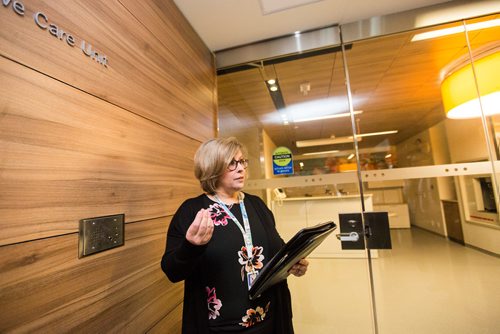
[227, 158, 249, 171]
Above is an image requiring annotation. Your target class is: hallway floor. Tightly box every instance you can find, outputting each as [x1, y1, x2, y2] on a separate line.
[288, 228, 500, 334]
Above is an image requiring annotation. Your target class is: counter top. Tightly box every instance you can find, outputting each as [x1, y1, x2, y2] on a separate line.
[277, 194, 373, 201]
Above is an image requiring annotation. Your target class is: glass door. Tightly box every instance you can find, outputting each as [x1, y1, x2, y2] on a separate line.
[216, 12, 499, 334]
[217, 39, 377, 333]
[343, 14, 500, 333]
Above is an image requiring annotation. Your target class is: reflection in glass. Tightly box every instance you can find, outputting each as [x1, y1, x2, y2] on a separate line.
[216, 13, 500, 334]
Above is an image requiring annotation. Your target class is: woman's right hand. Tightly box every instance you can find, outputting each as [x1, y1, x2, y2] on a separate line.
[186, 209, 214, 245]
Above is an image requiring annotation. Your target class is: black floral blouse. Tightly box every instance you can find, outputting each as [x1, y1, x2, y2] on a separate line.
[161, 193, 294, 334]
[204, 197, 273, 331]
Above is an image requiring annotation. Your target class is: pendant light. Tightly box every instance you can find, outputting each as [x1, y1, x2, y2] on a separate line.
[441, 52, 500, 119]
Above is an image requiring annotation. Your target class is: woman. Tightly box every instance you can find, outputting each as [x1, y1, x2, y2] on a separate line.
[161, 137, 309, 333]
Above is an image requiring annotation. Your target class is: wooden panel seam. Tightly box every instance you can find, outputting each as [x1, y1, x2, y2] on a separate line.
[145, 300, 184, 333]
[0, 54, 206, 144]
[0, 214, 174, 249]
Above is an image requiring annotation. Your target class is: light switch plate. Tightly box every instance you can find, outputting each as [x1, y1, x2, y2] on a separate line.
[79, 214, 125, 258]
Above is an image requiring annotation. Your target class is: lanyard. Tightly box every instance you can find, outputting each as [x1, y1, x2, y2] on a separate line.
[214, 193, 254, 265]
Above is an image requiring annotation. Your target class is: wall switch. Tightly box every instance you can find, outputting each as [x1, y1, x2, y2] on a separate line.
[79, 214, 125, 258]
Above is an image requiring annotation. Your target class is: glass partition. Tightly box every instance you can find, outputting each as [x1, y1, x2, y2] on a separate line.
[464, 14, 500, 227]
[218, 44, 376, 333]
[216, 13, 500, 334]
[345, 15, 500, 333]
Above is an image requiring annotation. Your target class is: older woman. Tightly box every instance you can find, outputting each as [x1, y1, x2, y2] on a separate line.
[161, 137, 308, 334]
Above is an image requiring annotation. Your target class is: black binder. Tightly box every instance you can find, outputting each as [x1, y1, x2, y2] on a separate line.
[249, 220, 337, 300]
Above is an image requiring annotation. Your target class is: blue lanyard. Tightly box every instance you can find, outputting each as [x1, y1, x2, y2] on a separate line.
[214, 193, 254, 264]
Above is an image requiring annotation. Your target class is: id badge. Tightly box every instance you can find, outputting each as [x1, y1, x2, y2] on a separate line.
[247, 271, 259, 290]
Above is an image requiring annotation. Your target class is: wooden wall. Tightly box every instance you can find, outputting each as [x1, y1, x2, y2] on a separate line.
[0, 0, 216, 332]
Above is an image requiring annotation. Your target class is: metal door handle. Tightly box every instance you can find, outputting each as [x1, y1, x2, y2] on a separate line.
[336, 232, 360, 242]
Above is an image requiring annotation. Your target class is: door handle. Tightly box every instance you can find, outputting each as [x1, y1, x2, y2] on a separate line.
[336, 232, 360, 242]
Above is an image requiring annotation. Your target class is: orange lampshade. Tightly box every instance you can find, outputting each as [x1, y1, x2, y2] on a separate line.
[441, 52, 500, 119]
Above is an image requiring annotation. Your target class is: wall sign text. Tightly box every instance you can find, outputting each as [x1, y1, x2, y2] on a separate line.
[2, 0, 109, 67]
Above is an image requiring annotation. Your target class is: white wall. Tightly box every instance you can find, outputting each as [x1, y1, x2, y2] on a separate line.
[218, 106, 265, 199]
[262, 130, 277, 206]
[445, 118, 490, 163]
[445, 118, 500, 255]
[262, 129, 277, 180]
[397, 129, 447, 235]
[429, 122, 456, 201]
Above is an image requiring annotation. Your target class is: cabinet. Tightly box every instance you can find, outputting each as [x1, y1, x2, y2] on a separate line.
[373, 204, 410, 228]
[442, 200, 464, 244]
[368, 180, 410, 228]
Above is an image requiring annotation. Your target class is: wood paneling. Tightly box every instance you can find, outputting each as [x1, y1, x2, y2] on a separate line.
[0, 217, 182, 333]
[0, 0, 215, 331]
[217, 14, 500, 154]
[0, 56, 201, 245]
[0, 0, 215, 142]
[149, 303, 183, 334]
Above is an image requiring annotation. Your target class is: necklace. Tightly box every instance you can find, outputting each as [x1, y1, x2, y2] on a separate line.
[208, 194, 236, 209]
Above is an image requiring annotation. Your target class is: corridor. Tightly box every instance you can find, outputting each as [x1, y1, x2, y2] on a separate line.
[288, 228, 500, 333]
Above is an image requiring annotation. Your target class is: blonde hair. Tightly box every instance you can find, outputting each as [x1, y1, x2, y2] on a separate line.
[194, 137, 247, 194]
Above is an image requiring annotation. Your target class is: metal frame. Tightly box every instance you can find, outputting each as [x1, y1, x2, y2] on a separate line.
[215, 0, 500, 69]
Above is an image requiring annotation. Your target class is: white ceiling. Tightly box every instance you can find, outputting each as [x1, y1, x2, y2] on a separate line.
[173, 0, 452, 51]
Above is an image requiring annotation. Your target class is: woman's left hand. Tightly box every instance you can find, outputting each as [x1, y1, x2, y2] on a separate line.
[289, 258, 309, 277]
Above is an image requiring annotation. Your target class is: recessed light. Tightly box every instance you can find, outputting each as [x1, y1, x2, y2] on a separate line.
[411, 19, 500, 41]
[294, 110, 363, 123]
[270, 85, 278, 91]
[350, 130, 398, 138]
[267, 79, 276, 85]
[296, 136, 360, 147]
[302, 150, 340, 156]
[297, 130, 397, 148]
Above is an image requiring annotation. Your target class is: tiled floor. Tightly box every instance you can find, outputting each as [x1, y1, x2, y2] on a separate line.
[288, 228, 500, 334]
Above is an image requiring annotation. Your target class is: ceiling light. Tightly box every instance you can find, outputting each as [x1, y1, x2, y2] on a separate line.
[297, 130, 397, 148]
[294, 110, 363, 123]
[259, 0, 322, 15]
[294, 31, 301, 36]
[281, 113, 289, 125]
[385, 153, 392, 159]
[299, 82, 311, 96]
[442, 52, 499, 119]
[302, 150, 340, 156]
[296, 136, 362, 148]
[347, 153, 355, 160]
[350, 130, 398, 138]
[265, 79, 285, 112]
[411, 19, 500, 42]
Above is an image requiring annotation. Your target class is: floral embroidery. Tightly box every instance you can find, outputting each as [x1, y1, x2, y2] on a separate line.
[239, 302, 270, 328]
[238, 246, 264, 281]
[208, 203, 230, 226]
[206, 287, 222, 320]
